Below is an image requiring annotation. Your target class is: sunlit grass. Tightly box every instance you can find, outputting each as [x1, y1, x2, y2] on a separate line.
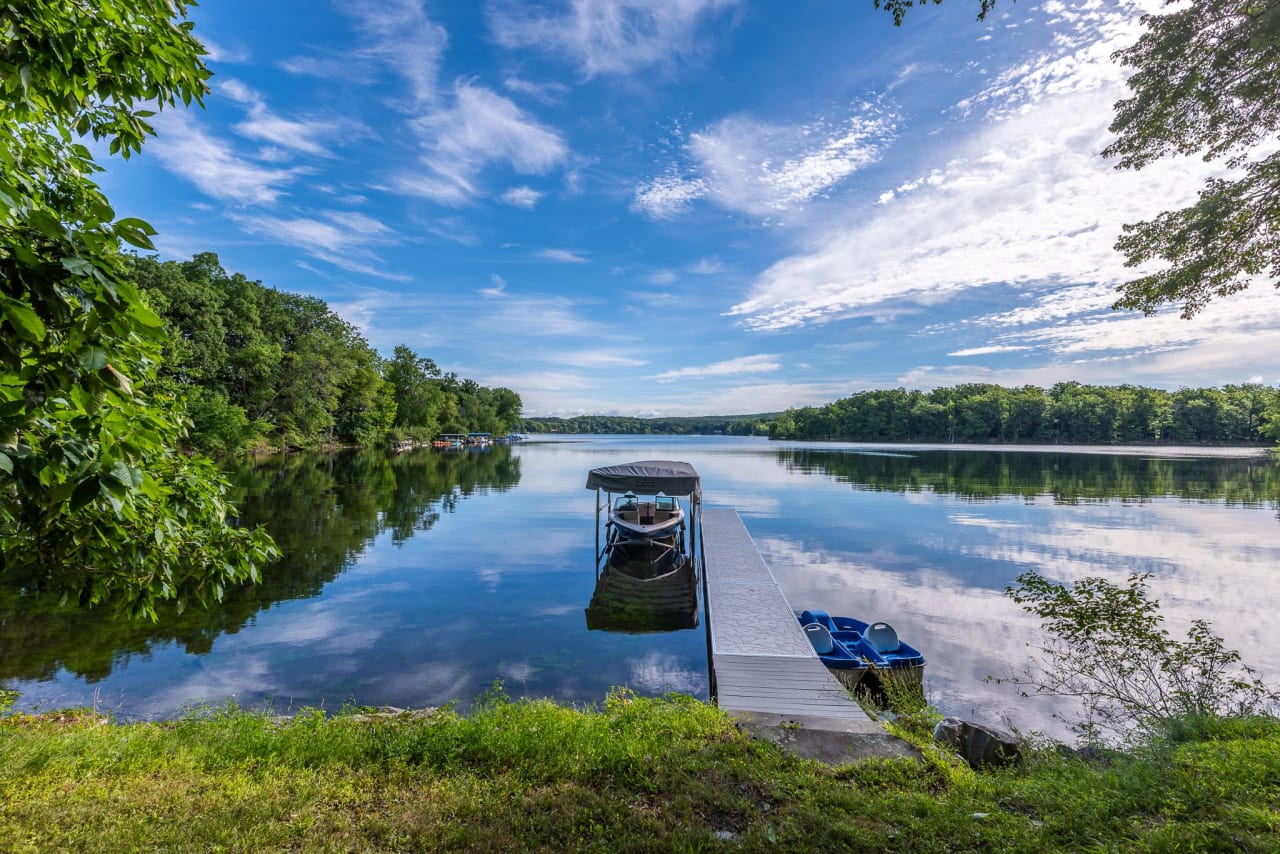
[2, 690, 1278, 852]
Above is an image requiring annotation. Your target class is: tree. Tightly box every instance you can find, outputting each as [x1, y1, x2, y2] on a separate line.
[0, 2, 276, 616]
[1105, 0, 1280, 317]
[879, 0, 1280, 317]
[1001, 571, 1277, 745]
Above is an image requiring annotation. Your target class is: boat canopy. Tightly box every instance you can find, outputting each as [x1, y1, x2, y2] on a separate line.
[585, 460, 701, 500]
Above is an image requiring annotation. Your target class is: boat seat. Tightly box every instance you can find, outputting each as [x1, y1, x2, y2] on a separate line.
[864, 622, 900, 653]
[803, 622, 835, 655]
[799, 609, 836, 632]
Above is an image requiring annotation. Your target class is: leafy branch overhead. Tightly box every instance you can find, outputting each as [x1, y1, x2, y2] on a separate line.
[0, 1, 276, 617]
[1106, 0, 1280, 317]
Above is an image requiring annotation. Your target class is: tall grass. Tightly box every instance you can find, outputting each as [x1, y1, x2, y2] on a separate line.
[4, 689, 1279, 852]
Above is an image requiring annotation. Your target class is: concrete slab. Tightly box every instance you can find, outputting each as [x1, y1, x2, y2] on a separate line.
[730, 711, 923, 764]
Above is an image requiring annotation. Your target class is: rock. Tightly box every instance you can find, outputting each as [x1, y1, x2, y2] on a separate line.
[932, 717, 1022, 769]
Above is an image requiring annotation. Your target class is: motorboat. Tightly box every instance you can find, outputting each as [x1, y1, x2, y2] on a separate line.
[586, 460, 701, 569]
[608, 493, 685, 541]
[798, 609, 926, 691]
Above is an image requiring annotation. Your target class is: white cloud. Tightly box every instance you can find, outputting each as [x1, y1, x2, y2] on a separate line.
[647, 269, 678, 285]
[502, 76, 570, 102]
[728, 4, 1222, 331]
[219, 79, 355, 157]
[650, 353, 781, 382]
[536, 248, 589, 263]
[489, 0, 741, 77]
[200, 36, 249, 64]
[948, 345, 1032, 357]
[399, 83, 568, 205]
[630, 169, 706, 219]
[633, 105, 895, 219]
[151, 112, 301, 205]
[481, 274, 508, 298]
[490, 296, 603, 336]
[235, 210, 405, 278]
[345, 0, 449, 106]
[688, 257, 725, 275]
[501, 186, 544, 208]
[540, 348, 648, 368]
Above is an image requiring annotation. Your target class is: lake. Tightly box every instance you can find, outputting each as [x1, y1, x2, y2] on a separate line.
[5, 436, 1278, 739]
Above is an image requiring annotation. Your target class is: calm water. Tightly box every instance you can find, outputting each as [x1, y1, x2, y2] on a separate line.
[5, 436, 1278, 738]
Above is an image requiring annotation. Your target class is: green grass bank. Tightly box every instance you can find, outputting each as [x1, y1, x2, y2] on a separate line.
[2, 691, 1278, 852]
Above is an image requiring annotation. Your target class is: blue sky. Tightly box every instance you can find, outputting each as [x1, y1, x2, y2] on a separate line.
[99, 0, 1278, 416]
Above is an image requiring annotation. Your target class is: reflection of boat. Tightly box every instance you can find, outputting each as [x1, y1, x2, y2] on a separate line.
[798, 610, 926, 691]
[585, 559, 699, 632]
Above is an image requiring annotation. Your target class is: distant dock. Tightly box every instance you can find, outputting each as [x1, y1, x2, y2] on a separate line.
[701, 509, 882, 733]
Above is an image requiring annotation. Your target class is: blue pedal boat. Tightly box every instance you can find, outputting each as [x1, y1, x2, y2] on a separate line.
[798, 610, 926, 690]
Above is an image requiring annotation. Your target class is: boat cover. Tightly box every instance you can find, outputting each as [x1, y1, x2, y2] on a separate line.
[585, 460, 701, 500]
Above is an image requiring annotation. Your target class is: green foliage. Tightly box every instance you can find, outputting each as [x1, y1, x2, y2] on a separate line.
[131, 254, 520, 450]
[522, 412, 777, 435]
[0, 1, 276, 615]
[1105, 0, 1280, 317]
[772, 382, 1280, 445]
[1001, 571, 1279, 746]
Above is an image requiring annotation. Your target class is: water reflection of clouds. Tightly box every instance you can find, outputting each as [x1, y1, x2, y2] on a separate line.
[760, 534, 1106, 740]
[759, 491, 1280, 740]
[627, 651, 706, 696]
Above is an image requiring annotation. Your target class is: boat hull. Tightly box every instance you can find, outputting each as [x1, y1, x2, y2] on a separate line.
[798, 610, 926, 692]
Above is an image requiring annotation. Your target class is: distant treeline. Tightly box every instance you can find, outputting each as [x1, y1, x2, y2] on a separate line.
[769, 383, 1280, 445]
[518, 414, 778, 436]
[131, 253, 522, 453]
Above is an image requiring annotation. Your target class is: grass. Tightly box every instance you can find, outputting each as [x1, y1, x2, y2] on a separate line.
[2, 689, 1279, 852]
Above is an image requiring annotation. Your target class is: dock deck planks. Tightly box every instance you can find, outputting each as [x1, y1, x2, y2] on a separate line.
[701, 509, 881, 730]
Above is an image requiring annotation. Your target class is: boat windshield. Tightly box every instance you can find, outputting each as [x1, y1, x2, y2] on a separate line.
[614, 495, 679, 511]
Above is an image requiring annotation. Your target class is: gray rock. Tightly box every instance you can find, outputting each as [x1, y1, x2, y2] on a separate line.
[932, 717, 1022, 769]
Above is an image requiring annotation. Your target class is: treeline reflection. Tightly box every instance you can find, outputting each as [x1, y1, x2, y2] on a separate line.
[777, 448, 1280, 507]
[0, 447, 521, 686]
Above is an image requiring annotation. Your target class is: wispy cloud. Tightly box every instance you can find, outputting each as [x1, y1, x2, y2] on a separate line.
[235, 210, 406, 279]
[536, 248, 589, 263]
[398, 82, 568, 205]
[688, 257, 725, 275]
[481, 274, 508, 297]
[151, 112, 302, 205]
[630, 168, 707, 219]
[633, 105, 896, 218]
[540, 348, 648, 368]
[948, 345, 1032, 357]
[503, 76, 570, 102]
[219, 79, 356, 157]
[489, 296, 603, 336]
[345, 0, 449, 106]
[501, 186, 544, 208]
[489, 0, 742, 77]
[650, 353, 781, 382]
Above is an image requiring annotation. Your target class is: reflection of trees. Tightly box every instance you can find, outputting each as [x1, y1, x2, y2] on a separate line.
[0, 447, 521, 685]
[777, 449, 1280, 507]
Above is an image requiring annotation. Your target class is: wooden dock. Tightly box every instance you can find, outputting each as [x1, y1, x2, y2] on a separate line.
[701, 509, 881, 731]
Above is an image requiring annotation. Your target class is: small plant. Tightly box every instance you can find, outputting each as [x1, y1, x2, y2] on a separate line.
[997, 570, 1279, 746]
[0, 689, 18, 714]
